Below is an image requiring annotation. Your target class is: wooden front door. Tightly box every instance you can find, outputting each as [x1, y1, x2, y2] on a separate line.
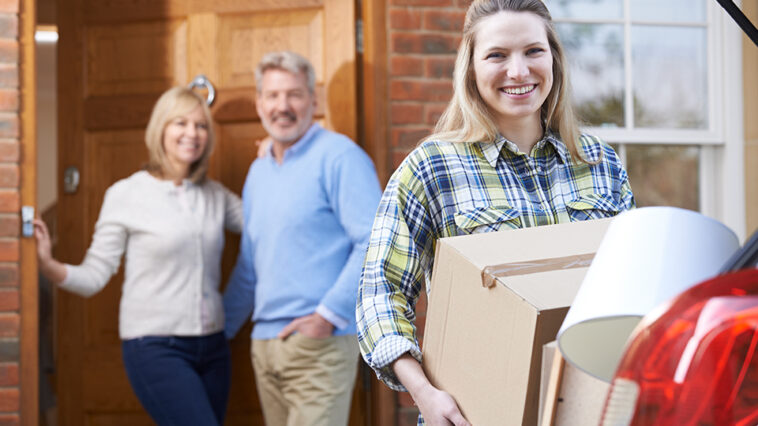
[55, 1, 364, 424]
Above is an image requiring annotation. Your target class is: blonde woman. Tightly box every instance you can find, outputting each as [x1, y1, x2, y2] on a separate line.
[356, 0, 635, 424]
[34, 87, 241, 426]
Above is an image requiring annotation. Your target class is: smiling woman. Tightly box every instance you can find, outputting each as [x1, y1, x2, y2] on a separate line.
[472, 10, 554, 152]
[356, 0, 636, 425]
[32, 87, 243, 426]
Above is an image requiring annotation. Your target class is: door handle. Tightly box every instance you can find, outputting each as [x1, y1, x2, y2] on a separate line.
[188, 74, 216, 107]
[63, 166, 80, 194]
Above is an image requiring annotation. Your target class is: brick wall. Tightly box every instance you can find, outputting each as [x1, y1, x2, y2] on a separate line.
[384, 0, 469, 423]
[0, 0, 20, 424]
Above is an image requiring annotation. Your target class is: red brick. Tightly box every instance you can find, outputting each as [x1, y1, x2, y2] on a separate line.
[0, 40, 17, 64]
[390, 57, 424, 77]
[0, 414, 18, 426]
[0, 165, 17, 187]
[424, 10, 466, 32]
[0, 215, 16, 237]
[391, 0, 454, 6]
[392, 33, 459, 54]
[0, 90, 16, 112]
[390, 80, 453, 102]
[0, 340, 17, 362]
[392, 33, 421, 54]
[0, 290, 17, 310]
[426, 57, 455, 79]
[0, 140, 16, 162]
[425, 103, 448, 125]
[0, 1, 19, 13]
[0, 190, 17, 212]
[0, 240, 16, 262]
[0, 115, 16, 138]
[0, 313, 18, 337]
[389, 8, 422, 30]
[392, 127, 430, 149]
[0, 363, 17, 386]
[0, 264, 16, 287]
[420, 34, 461, 54]
[391, 103, 424, 125]
[0, 388, 18, 412]
[0, 65, 16, 88]
[0, 15, 16, 39]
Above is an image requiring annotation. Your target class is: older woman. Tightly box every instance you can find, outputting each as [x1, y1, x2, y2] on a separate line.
[356, 0, 635, 424]
[34, 87, 241, 426]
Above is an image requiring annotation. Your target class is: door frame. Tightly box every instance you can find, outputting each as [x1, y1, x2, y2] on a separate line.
[359, 0, 397, 424]
[20, 0, 39, 422]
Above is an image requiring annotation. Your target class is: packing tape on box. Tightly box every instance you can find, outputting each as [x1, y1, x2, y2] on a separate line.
[481, 253, 596, 288]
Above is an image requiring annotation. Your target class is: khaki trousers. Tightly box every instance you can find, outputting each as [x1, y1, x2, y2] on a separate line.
[251, 334, 359, 426]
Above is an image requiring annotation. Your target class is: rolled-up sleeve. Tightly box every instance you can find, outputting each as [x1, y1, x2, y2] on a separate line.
[356, 161, 434, 391]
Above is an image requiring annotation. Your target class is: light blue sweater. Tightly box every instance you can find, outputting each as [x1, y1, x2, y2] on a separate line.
[223, 124, 381, 339]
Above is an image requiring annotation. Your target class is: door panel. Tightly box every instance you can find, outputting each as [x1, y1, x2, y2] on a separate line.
[85, 22, 188, 96]
[57, 0, 363, 424]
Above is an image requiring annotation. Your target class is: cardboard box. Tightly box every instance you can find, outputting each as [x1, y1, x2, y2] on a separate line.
[422, 218, 612, 426]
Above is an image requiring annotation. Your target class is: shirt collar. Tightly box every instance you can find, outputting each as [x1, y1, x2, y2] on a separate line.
[479, 138, 506, 168]
[479, 131, 570, 166]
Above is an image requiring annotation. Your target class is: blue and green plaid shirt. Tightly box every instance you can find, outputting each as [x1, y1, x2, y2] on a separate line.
[356, 132, 635, 393]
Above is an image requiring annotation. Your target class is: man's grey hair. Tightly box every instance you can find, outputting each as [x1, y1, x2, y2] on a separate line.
[255, 51, 316, 94]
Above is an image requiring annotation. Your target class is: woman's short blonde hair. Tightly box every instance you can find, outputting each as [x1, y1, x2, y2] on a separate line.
[144, 87, 215, 183]
[427, 0, 587, 163]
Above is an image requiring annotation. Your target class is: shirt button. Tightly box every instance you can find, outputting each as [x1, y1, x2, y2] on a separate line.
[536, 166, 543, 173]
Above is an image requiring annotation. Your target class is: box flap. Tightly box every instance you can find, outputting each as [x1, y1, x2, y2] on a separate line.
[500, 267, 589, 310]
[442, 218, 612, 273]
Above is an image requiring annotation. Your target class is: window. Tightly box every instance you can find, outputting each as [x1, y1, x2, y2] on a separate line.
[546, 0, 746, 238]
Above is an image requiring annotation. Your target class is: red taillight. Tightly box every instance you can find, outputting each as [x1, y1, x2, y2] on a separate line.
[601, 268, 758, 426]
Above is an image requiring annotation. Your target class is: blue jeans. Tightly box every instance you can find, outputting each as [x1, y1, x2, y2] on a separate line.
[121, 332, 230, 426]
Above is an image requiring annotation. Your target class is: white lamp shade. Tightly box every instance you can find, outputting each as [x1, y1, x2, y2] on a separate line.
[557, 207, 739, 382]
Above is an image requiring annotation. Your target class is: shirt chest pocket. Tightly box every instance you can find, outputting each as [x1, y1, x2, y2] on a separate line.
[566, 193, 622, 221]
[454, 206, 522, 235]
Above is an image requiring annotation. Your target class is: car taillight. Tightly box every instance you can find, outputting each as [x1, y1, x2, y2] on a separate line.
[601, 268, 758, 426]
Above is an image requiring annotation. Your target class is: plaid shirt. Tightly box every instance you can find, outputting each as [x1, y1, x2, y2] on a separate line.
[357, 133, 635, 394]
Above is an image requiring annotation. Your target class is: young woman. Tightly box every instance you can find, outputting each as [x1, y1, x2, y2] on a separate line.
[356, 0, 635, 424]
[34, 87, 242, 425]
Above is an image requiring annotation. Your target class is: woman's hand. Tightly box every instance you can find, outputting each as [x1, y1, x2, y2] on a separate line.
[33, 219, 54, 262]
[33, 219, 67, 284]
[256, 136, 272, 159]
[393, 354, 471, 426]
[413, 382, 471, 426]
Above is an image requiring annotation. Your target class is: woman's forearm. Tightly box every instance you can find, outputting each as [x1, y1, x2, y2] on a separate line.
[39, 257, 67, 285]
[393, 353, 434, 396]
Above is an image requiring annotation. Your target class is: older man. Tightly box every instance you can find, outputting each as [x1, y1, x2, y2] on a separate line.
[223, 51, 381, 425]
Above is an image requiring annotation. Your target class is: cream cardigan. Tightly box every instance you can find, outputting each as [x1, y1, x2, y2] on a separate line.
[61, 171, 242, 339]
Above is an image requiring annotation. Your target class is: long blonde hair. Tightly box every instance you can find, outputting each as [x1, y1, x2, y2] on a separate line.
[426, 0, 587, 162]
[144, 87, 215, 183]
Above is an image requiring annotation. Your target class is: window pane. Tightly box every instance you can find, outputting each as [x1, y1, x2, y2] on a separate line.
[631, 0, 706, 23]
[632, 26, 708, 129]
[626, 145, 699, 210]
[558, 23, 625, 127]
[545, 0, 622, 20]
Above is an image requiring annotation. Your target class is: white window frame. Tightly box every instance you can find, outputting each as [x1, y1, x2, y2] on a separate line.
[554, 0, 746, 240]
